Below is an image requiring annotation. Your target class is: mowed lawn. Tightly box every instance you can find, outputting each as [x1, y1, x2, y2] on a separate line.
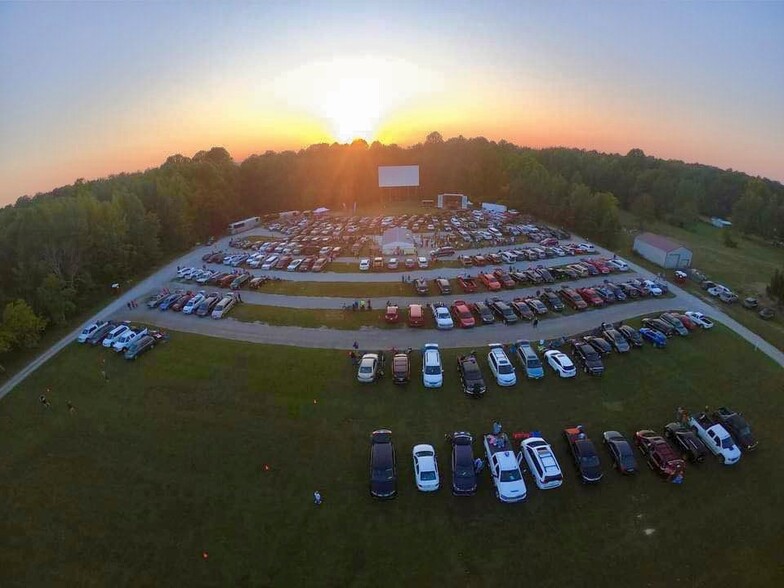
[0, 327, 782, 587]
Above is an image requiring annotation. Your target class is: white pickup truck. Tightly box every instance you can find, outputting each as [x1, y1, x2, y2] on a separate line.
[483, 432, 527, 503]
[112, 328, 148, 353]
[689, 412, 741, 465]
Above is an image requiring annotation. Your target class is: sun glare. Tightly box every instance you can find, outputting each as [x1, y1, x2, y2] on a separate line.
[273, 56, 443, 144]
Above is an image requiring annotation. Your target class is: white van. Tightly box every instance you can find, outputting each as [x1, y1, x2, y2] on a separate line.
[212, 295, 236, 319]
[102, 324, 131, 348]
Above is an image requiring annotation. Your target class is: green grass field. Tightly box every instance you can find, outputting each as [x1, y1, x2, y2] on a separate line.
[1, 323, 782, 587]
[618, 212, 784, 351]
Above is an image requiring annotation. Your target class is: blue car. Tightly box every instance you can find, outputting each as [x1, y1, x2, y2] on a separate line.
[158, 292, 182, 311]
[514, 340, 545, 379]
[639, 327, 667, 348]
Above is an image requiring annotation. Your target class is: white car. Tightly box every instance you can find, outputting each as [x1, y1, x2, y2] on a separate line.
[520, 436, 563, 490]
[387, 258, 399, 270]
[707, 284, 732, 297]
[77, 321, 107, 343]
[685, 311, 714, 329]
[112, 328, 147, 352]
[608, 259, 630, 271]
[578, 243, 596, 253]
[544, 350, 577, 378]
[182, 293, 205, 314]
[102, 324, 130, 348]
[431, 304, 454, 330]
[417, 256, 429, 269]
[413, 444, 440, 492]
[422, 344, 443, 388]
[261, 255, 279, 270]
[287, 259, 303, 271]
[212, 295, 236, 319]
[357, 353, 380, 383]
[358, 258, 370, 271]
[487, 344, 516, 386]
[484, 436, 527, 503]
[642, 280, 663, 296]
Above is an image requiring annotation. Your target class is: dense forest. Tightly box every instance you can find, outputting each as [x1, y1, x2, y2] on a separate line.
[1, 133, 783, 359]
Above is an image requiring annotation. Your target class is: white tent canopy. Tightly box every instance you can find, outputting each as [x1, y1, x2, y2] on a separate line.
[380, 227, 416, 255]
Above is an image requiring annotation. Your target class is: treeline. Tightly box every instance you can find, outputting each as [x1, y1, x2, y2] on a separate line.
[1, 134, 782, 360]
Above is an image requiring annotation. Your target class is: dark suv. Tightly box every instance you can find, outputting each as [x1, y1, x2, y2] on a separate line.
[451, 432, 478, 496]
[663, 422, 709, 462]
[570, 341, 605, 376]
[457, 353, 486, 397]
[635, 430, 686, 478]
[370, 430, 397, 499]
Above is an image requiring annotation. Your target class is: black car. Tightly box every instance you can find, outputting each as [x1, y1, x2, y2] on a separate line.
[583, 336, 612, 355]
[370, 429, 397, 499]
[510, 299, 534, 321]
[451, 432, 478, 495]
[471, 302, 495, 324]
[124, 335, 156, 360]
[564, 427, 603, 483]
[570, 341, 605, 376]
[618, 325, 643, 348]
[602, 328, 631, 353]
[607, 283, 627, 301]
[602, 431, 638, 474]
[536, 268, 555, 283]
[642, 318, 675, 337]
[457, 353, 486, 397]
[540, 288, 565, 311]
[196, 294, 221, 317]
[712, 407, 758, 450]
[487, 298, 518, 324]
[663, 422, 709, 462]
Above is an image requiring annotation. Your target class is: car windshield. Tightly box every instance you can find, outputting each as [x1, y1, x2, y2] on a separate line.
[420, 471, 436, 481]
[372, 468, 393, 481]
[424, 365, 441, 375]
[526, 358, 542, 369]
[359, 366, 372, 374]
[500, 469, 522, 482]
[721, 437, 735, 449]
[498, 364, 514, 375]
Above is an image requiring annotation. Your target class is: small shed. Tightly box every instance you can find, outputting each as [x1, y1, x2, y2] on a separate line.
[633, 233, 692, 269]
[381, 227, 416, 255]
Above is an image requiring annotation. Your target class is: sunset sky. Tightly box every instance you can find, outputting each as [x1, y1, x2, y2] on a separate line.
[1, 1, 783, 205]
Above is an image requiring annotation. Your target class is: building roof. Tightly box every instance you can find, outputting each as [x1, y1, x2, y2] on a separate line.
[382, 227, 414, 245]
[634, 232, 689, 253]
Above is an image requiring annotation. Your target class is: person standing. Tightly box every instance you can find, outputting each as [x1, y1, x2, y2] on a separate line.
[313, 490, 322, 505]
[533, 318, 539, 329]
[39, 394, 51, 409]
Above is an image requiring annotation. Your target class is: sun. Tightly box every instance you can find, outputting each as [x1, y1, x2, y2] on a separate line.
[323, 77, 381, 143]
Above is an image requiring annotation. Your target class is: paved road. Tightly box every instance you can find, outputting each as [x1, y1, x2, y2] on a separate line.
[161, 271, 652, 309]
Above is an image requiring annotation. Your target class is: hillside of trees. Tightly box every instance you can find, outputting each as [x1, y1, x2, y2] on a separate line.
[1, 134, 783, 360]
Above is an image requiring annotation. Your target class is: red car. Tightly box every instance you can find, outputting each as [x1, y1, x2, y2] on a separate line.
[634, 430, 686, 479]
[479, 272, 501, 291]
[472, 255, 488, 266]
[577, 288, 604, 307]
[674, 313, 698, 330]
[560, 287, 588, 310]
[540, 237, 558, 247]
[510, 298, 535, 321]
[451, 300, 476, 328]
[384, 305, 400, 324]
[493, 269, 516, 289]
[457, 276, 478, 293]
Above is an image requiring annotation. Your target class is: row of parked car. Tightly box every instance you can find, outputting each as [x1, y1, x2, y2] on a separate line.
[146, 290, 239, 319]
[201, 250, 333, 273]
[458, 242, 597, 267]
[369, 407, 756, 499]
[76, 320, 164, 360]
[358, 311, 715, 388]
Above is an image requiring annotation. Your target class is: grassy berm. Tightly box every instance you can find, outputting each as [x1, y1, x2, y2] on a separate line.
[0, 325, 782, 587]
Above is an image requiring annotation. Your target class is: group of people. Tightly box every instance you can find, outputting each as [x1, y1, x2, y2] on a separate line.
[345, 299, 372, 311]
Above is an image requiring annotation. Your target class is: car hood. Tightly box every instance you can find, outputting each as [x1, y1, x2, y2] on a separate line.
[371, 479, 396, 497]
[580, 463, 603, 481]
[453, 475, 477, 493]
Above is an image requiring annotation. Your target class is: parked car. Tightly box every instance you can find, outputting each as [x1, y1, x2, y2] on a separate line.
[564, 426, 602, 483]
[431, 303, 454, 329]
[486, 344, 517, 387]
[451, 300, 476, 328]
[451, 432, 478, 495]
[471, 302, 495, 324]
[759, 307, 775, 320]
[457, 276, 478, 293]
[124, 334, 156, 360]
[457, 353, 486, 397]
[422, 344, 443, 388]
[412, 444, 440, 492]
[544, 350, 576, 378]
[112, 328, 148, 352]
[521, 434, 563, 490]
[642, 317, 676, 337]
[663, 422, 709, 462]
[577, 287, 604, 307]
[659, 313, 689, 336]
[524, 297, 548, 315]
[408, 304, 425, 327]
[560, 287, 587, 310]
[414, 278, 429, 295]
[391, 353, 410, 384]
[182, 293, 206, 315]
[101, 324, 130, 348]
[688, 412, 741, 465]
[618, 325, 644, 348]
[635, 430, 687, 478]
[484, 432, 527, 502]
[434, 278, 452, 295]
[196, 293, 221, 317]
[479, 272, 502, 291]
[602, 327, 630, 353]
[602, 431, 638, 474]
[540, 288, 564, 311]
[384, 305, 400, 324]
[487, 297, 518, 324]
[369, 430, 397, 499]
[639, 327, 667, 348]
[87, 322, 116, 345]
[514, 340, 544, 379]
[684, 311, 714, 329]
[417, 256, 429, 269]
[583, 336, 612, 355]
[211, 295, 237, 319]
[493, 269, 516, 289]
[570, 340, 605, 376]
[357, 353, 381, 383]
[712, 407, 757, 451]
